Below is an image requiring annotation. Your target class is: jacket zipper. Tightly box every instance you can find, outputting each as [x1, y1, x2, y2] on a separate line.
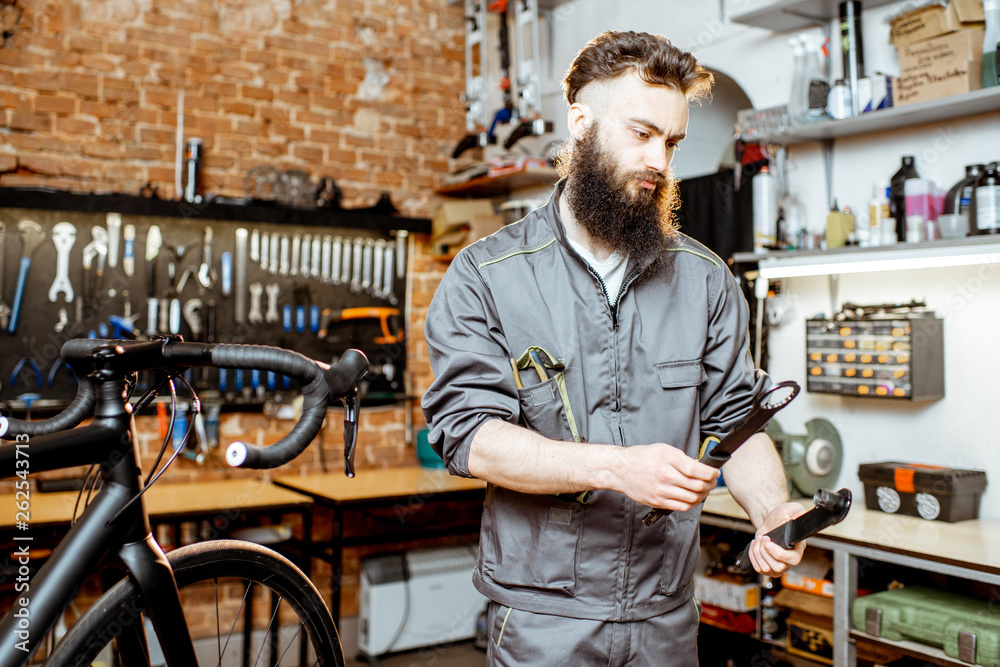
[609, 268, 643, 329]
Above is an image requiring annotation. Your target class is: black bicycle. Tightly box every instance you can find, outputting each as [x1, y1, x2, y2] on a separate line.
[0, 336, 368, 666]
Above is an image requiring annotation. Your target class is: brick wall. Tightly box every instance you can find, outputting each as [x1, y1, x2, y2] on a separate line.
[1, 0, 472, 622]
[0, 0, 466, 461]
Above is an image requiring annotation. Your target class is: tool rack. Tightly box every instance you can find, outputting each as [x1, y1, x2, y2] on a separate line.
[0, 188, 430, 415]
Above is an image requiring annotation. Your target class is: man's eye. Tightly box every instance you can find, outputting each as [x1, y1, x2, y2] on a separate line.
[633, 130, 649, 140]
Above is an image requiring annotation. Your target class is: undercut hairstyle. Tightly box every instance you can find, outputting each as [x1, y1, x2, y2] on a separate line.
[562, 31, 714, 107]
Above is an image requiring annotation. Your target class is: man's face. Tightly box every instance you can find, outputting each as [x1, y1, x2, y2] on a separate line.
[560, 73, 689, 258]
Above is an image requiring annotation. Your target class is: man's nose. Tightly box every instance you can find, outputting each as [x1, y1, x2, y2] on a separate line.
[644, 143, 670, 174]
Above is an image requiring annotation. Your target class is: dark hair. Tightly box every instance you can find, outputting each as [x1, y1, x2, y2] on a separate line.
[562, 31, 713, 105]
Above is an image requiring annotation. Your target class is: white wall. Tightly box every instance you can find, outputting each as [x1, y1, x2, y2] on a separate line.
[530, 1, 1000, 519]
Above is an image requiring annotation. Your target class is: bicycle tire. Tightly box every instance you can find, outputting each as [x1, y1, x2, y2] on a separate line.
[46, 539, 345, 667]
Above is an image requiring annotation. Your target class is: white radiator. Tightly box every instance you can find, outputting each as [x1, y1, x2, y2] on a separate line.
[358, 544, 487, 658]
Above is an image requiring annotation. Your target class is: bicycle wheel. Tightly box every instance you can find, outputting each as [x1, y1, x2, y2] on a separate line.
[47, 539, 345, 667]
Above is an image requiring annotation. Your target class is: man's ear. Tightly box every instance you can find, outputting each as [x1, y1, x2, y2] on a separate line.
[567, 102, 591, 142]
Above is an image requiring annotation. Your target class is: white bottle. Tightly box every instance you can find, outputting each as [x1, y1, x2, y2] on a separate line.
[780, 191, 806, 248]
[753, 166, 778, 253]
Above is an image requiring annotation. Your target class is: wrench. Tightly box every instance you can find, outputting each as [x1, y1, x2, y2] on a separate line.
[341, 236, 352, 285]
[265, 283, 280, 324]
[270, 233, 280, 276]
[642, 380, 802, 526]
[248, 282, 264, 324]
[234, 228, 248, 324]
[290, 234, 301, 277]
[279, 235, 290, 276]
[8, 220, 47, 334]
[311, 234, 322, 279]
[300, 234, 311, 277]
[106, 212, 122, 269]
[331, 236, 343, 286]
[395, 229, 408, 278]
[733, 488, 852, 573]
[183, 298, 204, 341]
[48, 222, 76, 303]
[361, 238, 374, 294]
[321, 235, 333, 284]
[260, 232, 270, 272]
[0, 221, 8, 329]
[351, 237, 363, 293]
[82, 226, 108, 310]
[250, 229, 260, 262]
[197, 226, 217, 289]
[372, 238, 385, 298]
[382, 240, 396, 305]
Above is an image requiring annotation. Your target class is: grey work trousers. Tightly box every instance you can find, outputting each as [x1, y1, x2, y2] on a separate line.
[485, 599, 701, 666]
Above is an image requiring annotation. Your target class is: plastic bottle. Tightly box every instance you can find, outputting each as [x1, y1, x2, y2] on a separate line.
[983, 0, 999, 88]
[825, 200, 855, 248]
[974, 161, 1000, 234]
[890, 156, 919, 242]
[788, 36, 808, 124]
[868, 183, 890, 247]
[780, 191, 806, 248]
[753, 165, 778, 252]
[944, 164, 983, 236]
[802, 35, 830, 121]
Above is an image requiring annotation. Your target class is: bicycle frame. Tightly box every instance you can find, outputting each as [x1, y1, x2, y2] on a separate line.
[0, 377, 200, 667]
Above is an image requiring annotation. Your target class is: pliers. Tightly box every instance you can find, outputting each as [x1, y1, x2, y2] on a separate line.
[10, 337, 43, 390]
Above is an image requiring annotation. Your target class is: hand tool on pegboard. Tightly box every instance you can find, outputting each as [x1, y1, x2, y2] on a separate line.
[7, 220, 46, 334]
[81, 225, 108, 315]
[145, 225, 162, 335]
[48, 222, 76, 304]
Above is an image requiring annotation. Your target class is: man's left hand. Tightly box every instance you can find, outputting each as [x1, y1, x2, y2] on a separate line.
[746, 501, 807, 577]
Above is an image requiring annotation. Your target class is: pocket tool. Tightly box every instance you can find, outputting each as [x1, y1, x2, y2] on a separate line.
[642, 380, 801, 526]
[733, 488, 851, 573]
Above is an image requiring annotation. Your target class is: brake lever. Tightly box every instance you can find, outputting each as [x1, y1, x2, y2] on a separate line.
[733, 488, 852, 573]
[343, 393, 359, 478]
[642, 380, 801, 526]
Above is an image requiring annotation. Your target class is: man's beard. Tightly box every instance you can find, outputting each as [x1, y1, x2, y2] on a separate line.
[557, 123, 680, 259]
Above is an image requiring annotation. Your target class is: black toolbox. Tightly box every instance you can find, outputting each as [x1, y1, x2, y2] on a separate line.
[858, 461, 986, 522]
[858, 461, 987, 522]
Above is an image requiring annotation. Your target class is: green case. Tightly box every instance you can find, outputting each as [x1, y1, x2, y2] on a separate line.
[852, 586, 1000, 666]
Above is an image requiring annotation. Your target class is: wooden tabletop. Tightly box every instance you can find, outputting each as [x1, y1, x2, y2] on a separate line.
[0, 478, 312, 529]
[702, 489, 1000, 573]
[273, 465, 487, 505]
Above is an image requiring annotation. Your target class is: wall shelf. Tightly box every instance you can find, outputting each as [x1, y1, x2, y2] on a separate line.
[0, 187, 431, 234]
[435, 166, 559, 198]
[733, 236, 1000, 279]
[730, 0, 898, 33]
[741, 87, 1000, 145]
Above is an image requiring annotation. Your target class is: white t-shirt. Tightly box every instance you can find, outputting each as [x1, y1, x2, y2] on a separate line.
[568, 239, 628, 307]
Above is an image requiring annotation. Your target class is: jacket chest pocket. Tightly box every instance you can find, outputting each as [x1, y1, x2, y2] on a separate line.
[513, 347, 580, 443]
[654, 359, 705, 389]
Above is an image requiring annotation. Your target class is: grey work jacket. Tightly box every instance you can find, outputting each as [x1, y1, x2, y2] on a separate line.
[422, 183, 767, 622]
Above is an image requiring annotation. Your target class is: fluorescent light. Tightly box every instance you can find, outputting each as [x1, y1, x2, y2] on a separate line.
[757, 243, 1000, 280]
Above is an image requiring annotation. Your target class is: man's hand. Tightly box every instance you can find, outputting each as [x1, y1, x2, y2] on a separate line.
[615, 443, 719, 511]
[745, 501, 807, 577]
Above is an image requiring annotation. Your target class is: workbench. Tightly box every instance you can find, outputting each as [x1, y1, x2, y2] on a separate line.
[273, 466, 487, 625]
[701, 490, 1000, 667]
[0, 478, 315, 577]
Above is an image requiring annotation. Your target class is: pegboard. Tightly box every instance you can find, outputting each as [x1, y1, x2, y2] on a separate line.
[0, 205, 412, 411]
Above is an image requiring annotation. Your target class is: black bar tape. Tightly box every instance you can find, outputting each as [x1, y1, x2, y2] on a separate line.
[213, 345, 330, 469]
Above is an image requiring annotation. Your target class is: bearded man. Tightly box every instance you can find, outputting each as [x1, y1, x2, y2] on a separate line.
[422, 31, 805, 666]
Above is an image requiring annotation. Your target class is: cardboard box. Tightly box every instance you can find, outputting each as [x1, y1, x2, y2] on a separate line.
[891, 2, 961, 47]
[781, 550, 834, 598]
[776, 588, 835, 665]
[893, 28, 984, 106]
[431, 199, 505, 258]
[694, 573, 758, 612]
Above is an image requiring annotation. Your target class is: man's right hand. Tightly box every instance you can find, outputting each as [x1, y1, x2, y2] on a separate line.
[613, 443, 719, 511]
